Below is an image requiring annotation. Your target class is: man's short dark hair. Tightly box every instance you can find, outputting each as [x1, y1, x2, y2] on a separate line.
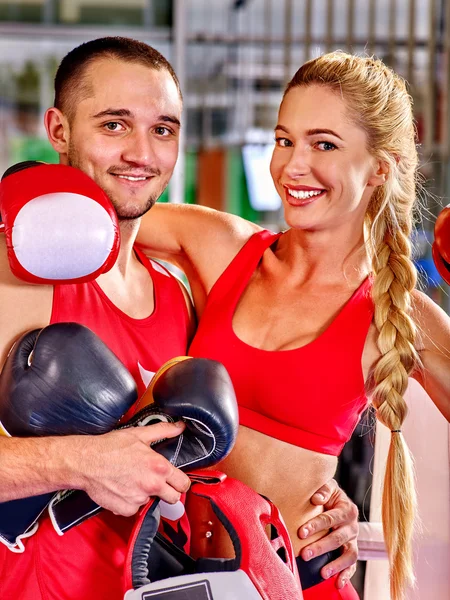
[54, 36, 182, 121]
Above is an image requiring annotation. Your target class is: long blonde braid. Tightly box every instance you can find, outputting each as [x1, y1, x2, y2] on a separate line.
[286, 52, 421, 599]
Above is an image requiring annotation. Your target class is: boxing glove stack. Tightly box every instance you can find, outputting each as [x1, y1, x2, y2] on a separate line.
[49, 356, 239, 534]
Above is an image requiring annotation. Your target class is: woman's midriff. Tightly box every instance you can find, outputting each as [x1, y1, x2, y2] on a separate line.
[187, 425, 338, 559]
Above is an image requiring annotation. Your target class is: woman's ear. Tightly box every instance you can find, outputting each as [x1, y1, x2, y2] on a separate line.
[368, 160, 389, 187]
[44, 107, 70, 159]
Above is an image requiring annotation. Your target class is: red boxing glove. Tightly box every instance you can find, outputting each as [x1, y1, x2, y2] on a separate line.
[0, 161, 120, 284]
[432, 204, 450, 285]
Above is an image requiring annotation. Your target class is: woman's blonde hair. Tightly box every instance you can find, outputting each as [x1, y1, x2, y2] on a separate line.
[285, 52, 420, 600]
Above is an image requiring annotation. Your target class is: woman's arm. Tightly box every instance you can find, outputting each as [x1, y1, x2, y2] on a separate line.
[137, 204, 260, 299]
[412, 290, 450, 421]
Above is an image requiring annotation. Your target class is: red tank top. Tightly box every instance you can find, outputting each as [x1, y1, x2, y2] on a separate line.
[51, 247, 190, 397]
[0, 249, 190, 600]
[189, 230, 374, 456]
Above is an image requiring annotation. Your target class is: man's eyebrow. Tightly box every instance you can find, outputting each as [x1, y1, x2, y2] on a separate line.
[159, 115, 181, 127]
[91, 108, 132, 119]
[90, 109, 180, 127]
[274, 124, 343, 141]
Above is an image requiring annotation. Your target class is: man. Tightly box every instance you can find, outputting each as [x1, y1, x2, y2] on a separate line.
[0, 38, 357, 599]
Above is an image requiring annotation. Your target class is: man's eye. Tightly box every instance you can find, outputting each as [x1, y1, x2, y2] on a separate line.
[155, 126, 172, 136]
[104, 122, 123, 132]
[316, 141, 337, 151]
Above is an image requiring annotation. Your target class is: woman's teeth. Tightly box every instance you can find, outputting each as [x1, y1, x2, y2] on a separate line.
[288, 189, 323, 200]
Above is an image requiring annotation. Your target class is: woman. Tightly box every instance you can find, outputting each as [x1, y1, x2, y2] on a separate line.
[136, 52, 450, 599]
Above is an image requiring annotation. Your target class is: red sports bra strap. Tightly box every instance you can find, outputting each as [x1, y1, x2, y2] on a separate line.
[207, 230, 281, 304]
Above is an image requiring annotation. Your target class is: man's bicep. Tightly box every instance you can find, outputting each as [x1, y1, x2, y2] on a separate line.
[0, 278, 53, 369]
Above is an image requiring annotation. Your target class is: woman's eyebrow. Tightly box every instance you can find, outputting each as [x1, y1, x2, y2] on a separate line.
[274, 124, 344, 141]
[306, 128, 344, 140]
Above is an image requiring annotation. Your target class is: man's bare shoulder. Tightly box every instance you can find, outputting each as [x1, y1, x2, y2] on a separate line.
[0, 235, 53, 368]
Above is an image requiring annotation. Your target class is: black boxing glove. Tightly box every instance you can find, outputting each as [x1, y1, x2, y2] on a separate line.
[0, 161, 120, 284]
[123, 471, 304, 600]
[0, 323, 138, 552]
[432, 204, 450, 285]
[48, 357, 239, 534]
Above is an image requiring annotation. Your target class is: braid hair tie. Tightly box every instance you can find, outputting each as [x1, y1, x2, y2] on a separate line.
[391, 430, 402, 434]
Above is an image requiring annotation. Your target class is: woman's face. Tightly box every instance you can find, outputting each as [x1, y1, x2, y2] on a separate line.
[270, 84, 384, 232]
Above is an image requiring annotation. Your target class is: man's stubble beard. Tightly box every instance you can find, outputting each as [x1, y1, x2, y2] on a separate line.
[67, 143, 163, 221]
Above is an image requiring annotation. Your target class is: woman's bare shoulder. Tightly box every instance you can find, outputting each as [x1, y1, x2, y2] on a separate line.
[410, 289, 450, 352]
[138, 203, 262, 296]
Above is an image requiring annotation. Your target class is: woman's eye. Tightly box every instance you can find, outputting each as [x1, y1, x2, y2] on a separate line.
[275, 137, 292, 147]
[316, 141, 337, 151]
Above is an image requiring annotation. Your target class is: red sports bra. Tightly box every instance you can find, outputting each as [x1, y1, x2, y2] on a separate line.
[189, 230, 374, 456]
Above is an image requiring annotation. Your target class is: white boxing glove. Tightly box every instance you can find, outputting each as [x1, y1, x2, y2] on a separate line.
[0, 161, 120, 284]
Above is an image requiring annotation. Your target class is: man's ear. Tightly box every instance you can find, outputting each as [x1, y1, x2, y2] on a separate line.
[368, 159, 389, 187]
[44, 107, 70, 160]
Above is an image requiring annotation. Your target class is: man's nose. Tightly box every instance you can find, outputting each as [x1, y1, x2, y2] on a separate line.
[122, 131, 155, 165]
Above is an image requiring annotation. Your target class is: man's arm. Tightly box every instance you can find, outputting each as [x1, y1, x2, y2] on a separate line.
[0, 238, 190, 512]
[0, 425, 188, 511]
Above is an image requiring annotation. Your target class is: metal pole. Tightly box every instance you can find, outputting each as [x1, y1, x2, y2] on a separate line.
[326, 0, 334, 53]
[304, 0, 313, 62]
[283, 0, 293, 86]
[424, 0, 437, 155]
[407, 0, 416, 85]
[346, 0, 354, 52]
[388, 0, 397, 69]
[143, 0, 153, 29]
[262, 0, 273, 126]
[367, 0, 376, 55]
[43, 0, 55, 24]
[170, 0, 187, 204]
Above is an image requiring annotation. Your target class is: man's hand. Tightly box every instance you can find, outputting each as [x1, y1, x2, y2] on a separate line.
[49, 356, 239, 535]
[71, 422, 191, 517]
[298, 479, 359, 589]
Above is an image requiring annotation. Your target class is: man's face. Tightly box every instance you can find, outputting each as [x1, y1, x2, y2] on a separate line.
[64, 58, 182, 220]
